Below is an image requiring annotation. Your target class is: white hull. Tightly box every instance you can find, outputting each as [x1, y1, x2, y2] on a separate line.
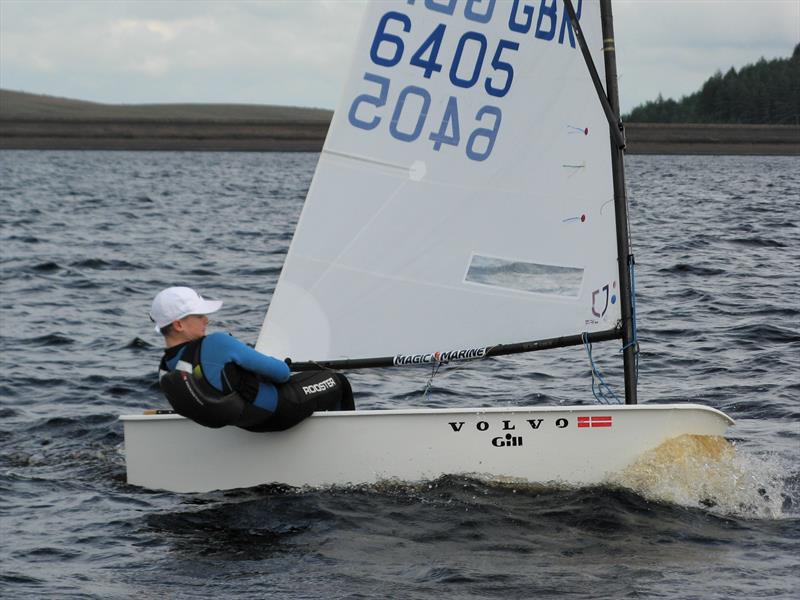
[121, 404, 733, 493]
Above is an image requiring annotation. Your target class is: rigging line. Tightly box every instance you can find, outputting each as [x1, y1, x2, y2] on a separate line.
[618, 178, 635, 257]
[300, 359, 338, 373]
[582, 333, 622, 405]
[422, 360, 444, 401]
[562, 0, 626, 149]
[619, 257, 640, 381]
[422, 346, 497, 400]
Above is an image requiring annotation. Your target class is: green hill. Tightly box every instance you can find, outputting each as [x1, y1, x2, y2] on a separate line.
[0, 89, 333, 123]
[624, 44, 800, 124]
[0, 89, 333, 152]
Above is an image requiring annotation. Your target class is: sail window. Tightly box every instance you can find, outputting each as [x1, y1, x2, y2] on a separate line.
[465, 255, 583, 297]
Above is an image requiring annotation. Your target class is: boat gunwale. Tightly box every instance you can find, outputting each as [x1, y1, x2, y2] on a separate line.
[120, 403, 734, 425]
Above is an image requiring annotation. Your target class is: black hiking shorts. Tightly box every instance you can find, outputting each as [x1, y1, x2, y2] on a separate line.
[242, 370, 355, 432]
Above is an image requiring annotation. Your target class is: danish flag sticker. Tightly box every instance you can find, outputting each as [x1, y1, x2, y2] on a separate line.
[577, 415, 613, 429]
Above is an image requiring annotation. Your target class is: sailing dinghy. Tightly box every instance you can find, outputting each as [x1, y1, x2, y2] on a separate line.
[121, 0, 733, 493]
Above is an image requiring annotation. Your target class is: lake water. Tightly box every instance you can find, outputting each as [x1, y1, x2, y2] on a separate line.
[1, 151, 798, 599]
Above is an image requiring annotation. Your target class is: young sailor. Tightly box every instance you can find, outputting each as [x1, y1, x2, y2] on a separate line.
[151, 286, 354, 431]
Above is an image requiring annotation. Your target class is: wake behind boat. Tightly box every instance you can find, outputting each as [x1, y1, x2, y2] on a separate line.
[122, 0, 734, 493]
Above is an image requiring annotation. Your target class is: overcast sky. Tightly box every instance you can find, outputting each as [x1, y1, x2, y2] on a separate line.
[1, 0, 798, 114]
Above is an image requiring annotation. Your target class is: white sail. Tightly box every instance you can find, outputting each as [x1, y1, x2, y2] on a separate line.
[258, 0, 619, 362]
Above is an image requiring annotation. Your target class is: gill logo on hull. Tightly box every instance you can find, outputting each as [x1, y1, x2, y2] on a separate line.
[447, 416, 614, 448]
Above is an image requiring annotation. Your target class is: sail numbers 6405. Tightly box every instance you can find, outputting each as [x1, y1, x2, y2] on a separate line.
[370, 12, 519, 97]
[348, 73, 501, 162]
[345, 7, 521, 163]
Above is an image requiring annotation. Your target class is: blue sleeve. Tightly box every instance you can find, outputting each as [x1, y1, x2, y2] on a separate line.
[202, 332, 291, 385]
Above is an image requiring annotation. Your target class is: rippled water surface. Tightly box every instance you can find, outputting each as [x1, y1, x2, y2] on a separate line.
[1, 151, 798, 599]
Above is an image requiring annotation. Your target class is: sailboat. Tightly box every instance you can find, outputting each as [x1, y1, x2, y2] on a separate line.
[121, 0, 733, 493]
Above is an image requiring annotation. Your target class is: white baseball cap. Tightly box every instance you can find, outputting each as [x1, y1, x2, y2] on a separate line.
[150, 287, 223, 332]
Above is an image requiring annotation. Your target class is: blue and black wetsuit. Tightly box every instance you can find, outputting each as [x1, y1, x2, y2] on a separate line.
[159, 332, 354, 431]
[161, 332, 290, 411]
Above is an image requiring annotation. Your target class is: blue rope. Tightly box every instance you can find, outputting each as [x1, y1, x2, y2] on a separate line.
[423, 360, 444, 400]
[583, 333, 623, 405]
[582, 257, 638, 405]
[619, 257, 640, 381]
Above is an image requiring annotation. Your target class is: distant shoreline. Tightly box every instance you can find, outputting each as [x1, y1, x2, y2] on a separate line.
[0, 120, 797, 155]
[622, 123, 799, 156]
[0, 119, 330, 152]
[2, 89, 797, 155]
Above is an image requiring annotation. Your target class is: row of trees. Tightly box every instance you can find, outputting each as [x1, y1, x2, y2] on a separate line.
[623, 44, 799, 124]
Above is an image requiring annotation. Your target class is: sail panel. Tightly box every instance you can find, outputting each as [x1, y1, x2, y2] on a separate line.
[258, 0, 620, 361]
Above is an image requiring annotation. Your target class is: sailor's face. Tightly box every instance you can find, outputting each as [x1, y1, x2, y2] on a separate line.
[178, 314, 209, 340]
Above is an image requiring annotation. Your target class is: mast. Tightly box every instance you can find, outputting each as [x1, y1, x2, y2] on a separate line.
[563, 0, 637, 404]
[599, 0, 638, 404]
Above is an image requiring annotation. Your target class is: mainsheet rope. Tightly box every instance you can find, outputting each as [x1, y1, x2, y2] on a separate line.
[582, 257, 639, 405]
[422, 360, 445, 400]
[421, 335, 627, 406]
[421, 352, 488, 401]
[582, 333, 622, 404]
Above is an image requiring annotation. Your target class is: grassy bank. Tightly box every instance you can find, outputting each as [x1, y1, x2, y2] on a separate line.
[624, 123, 799, 155]
[1, 90, 798, 154]
[0, 119, 331, 152]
